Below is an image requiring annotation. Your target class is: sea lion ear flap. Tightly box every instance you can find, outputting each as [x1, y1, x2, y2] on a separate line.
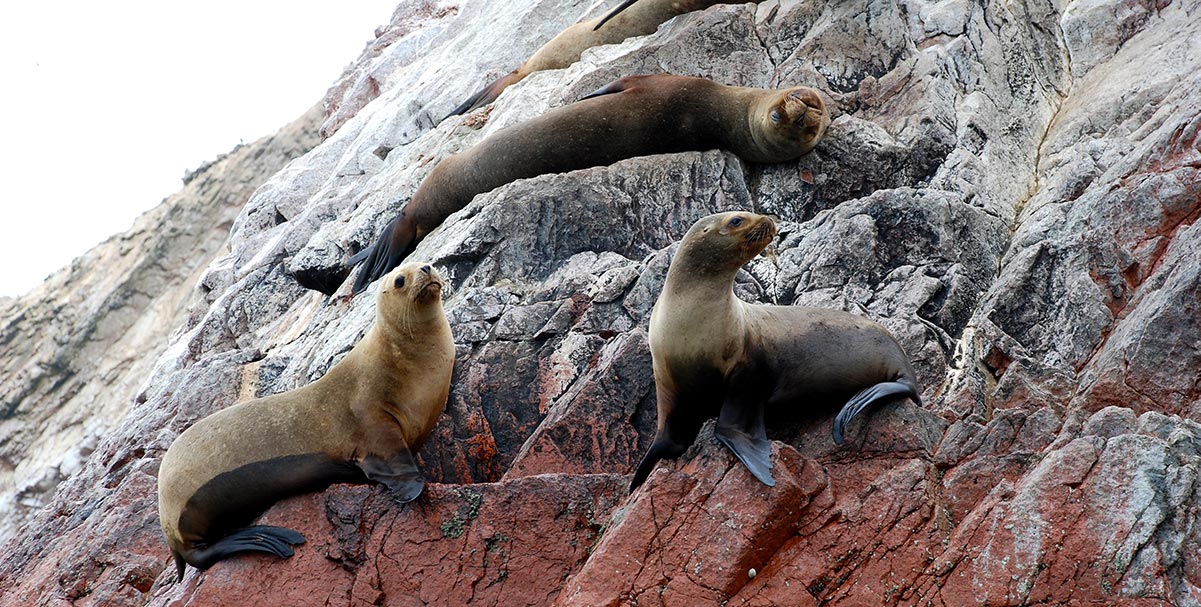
[360, 447, 426, 504]
[351, 211, 417, 296]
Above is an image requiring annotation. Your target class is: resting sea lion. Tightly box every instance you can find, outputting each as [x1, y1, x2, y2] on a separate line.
[446, 0, 752, 118]
[632, 212, 921, 490]
[157, 262, 455, 578]
[349, 74, 830, 294]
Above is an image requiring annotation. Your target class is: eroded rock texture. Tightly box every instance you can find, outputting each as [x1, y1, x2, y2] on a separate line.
[1, 0, 1199, 606]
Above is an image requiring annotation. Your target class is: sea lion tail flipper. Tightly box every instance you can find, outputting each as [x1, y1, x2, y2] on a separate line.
[182, 525, 306, 570]
[715, 400, 775, 487]
[360, 449, 426, 503]
[444, 70, 523, 119]
[351, 211, 417, 295]
[832, 380, 920, 445]
[592, 0, 639, 31]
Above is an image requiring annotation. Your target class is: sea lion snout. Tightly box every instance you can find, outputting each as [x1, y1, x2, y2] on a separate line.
[414, 269, 445, 303]
[379, 262, 446, 306]
[739, 214, 776, 257]
[778, 87, 828, 133]
[787, 87, 824, 110]
[744, 215, 777, 248]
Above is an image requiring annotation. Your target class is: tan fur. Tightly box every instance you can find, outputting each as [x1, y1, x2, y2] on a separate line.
[447, 0, 746, 116]
[522, 0, 722, 75]
[158, 262, 454, 565]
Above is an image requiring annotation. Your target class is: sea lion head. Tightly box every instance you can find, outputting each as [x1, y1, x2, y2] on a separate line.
[376, 262, 446, 323]
[678, 212, 777, 275]
[757, 86, 831, 159]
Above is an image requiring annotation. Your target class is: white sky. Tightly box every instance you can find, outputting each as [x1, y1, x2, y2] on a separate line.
[0, 1, 397, 297]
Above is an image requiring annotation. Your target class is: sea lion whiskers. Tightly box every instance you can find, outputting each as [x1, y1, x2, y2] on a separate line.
[743, 218, 776, 252]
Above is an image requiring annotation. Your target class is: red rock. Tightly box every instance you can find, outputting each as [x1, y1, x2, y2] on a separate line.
[555, 440, 833, 606]
[146, 474, 626, 607]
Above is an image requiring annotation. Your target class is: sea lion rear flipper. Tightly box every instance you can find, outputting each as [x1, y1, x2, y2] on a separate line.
[832, 379, 920, 445]
[180, 525, 306, 572]
[360, 449, 426, 503]
[592, 0, 639, 31]
[715, 400, 775, 487]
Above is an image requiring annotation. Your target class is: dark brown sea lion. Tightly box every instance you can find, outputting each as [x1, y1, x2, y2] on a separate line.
[349, 74, 830, 295]
[632, 212, 921, 490]
[446, 0, 750, 118]
[157, 262, 455, 578]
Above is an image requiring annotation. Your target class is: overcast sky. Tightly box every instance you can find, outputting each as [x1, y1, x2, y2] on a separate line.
[0, 1, 397, 297]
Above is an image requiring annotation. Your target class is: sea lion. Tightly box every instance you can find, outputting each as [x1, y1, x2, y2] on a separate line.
[632, 212, 921, 490]
[157, 262, 455, 578]
[348, 74, 830, 295]
[446, 0, 751, 118]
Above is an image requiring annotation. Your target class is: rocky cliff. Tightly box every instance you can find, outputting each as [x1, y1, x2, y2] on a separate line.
[0, 104, 322, 544]
[2, 0, 1200, 606]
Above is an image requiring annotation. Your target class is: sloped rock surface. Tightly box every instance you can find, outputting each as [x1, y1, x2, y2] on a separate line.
[0, 105, 322, 544]
[2, 0, 1200, 606]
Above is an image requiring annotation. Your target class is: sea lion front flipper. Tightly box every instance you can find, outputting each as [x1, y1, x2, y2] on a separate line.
[351, 209, 418, 295]
[630, 435, 688, 491]
[444, 70, 524, 119]
[714, 399, 775, 487]
[578, 76, 641, 101]
[832, 379, 920, 445]
[592, 0, 639, 31]
[360, 449, 426, 503]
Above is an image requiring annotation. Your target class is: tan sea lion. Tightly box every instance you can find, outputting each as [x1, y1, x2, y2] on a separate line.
[446, 0, 755, 118]
[632, 212, 921, 490]
[157, 262, 455, 578]
[348, 74, 830, 294]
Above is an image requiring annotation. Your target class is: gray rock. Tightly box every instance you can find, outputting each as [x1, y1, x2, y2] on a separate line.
[3, 0, 1201, 605]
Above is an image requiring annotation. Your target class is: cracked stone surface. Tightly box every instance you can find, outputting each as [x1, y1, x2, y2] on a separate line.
[2, 0, 1200, 606]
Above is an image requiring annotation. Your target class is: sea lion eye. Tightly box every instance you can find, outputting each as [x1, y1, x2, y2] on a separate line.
[770, 109, 782, 123]
[394, 275, 406, 289]
[729, 217, 744, 227]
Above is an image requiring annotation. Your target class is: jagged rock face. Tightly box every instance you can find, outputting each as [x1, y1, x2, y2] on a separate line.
[1, 0, 1199, 606]
[0, 105, 322, 545]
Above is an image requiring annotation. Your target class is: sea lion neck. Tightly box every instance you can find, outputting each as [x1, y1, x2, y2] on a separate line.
[372, 303, 449, 359]
[662, 255, 740, 299]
